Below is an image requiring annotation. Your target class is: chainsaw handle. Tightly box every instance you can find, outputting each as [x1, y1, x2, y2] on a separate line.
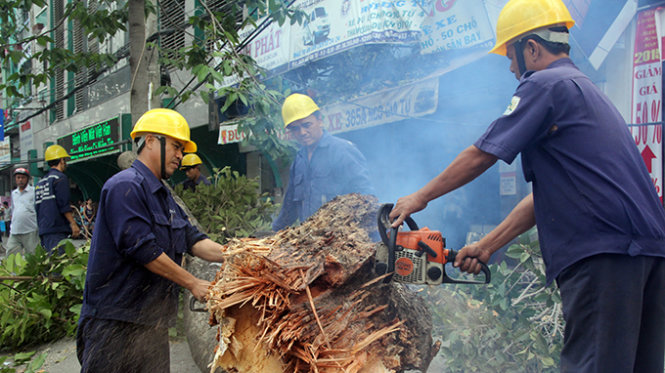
[377, 204, 419, 283]
[189, 296, 208, 312]
[378, 203, 419, 236]
[443, 250, 491, 284]
[377, 204, 419, 244]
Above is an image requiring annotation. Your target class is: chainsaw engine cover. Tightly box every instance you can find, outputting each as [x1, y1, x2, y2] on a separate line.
[376, 203, 491, 285]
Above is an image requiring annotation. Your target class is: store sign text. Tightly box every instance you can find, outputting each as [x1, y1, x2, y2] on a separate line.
[57, 117, 120, 161]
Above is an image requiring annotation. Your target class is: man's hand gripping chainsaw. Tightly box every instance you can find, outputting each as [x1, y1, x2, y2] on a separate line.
[374, 203, 491, 285]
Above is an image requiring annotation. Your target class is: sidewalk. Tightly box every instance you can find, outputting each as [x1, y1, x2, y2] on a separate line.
[2, 336, 201, 373]
[23, 336, 202, 373]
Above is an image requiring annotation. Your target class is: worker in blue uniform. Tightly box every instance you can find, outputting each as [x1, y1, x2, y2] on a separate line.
[76, 108, 225, 373]
[272, 93, 374, 231]
[389, 0, 665, 371]
[179, 153, 211, 191]
[35, 144, 80, 253]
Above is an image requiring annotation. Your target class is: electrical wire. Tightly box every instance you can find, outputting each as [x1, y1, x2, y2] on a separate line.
[12, 2, 298, 127]
[11, 46, 131, 126]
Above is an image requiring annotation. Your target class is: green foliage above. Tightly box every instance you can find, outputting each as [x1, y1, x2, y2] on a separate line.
[155, 1, 304, 165]
[0, 0, 127, 104]
[2, 0, 301, 165]
[0, 241, 89, 349]
[175, 166, 278, 242]
[426, 233, 563, 372]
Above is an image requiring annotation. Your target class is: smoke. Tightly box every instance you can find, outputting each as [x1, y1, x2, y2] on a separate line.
[338, 52, 519, 249]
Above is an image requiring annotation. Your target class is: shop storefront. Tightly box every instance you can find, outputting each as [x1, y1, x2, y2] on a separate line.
[51, 114, 134, 201]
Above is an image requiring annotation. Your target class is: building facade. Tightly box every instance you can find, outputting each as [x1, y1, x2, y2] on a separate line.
[0, 0, 662, 248]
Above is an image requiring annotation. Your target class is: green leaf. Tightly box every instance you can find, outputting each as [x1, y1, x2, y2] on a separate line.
[38, 308, 52, 320]
[193, 64, 210, 82]
[25, 352, 47, 372]
[13, 351, 36, 363]
[69, 304, 82, 315]
[200, 91, 209, 103]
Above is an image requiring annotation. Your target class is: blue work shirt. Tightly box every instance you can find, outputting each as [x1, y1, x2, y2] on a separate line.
[475, 58, 665, 284]
[35, 168, 72, 235]
[182, 174, 211, 191]
[272, 131, 374, 231]
[80, 160, 207, 327]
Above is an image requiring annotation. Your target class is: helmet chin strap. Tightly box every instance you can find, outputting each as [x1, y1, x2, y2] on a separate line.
[513, 39, 528, 77]
[158, 136, 167, 180]
[135, 135, 169, 179]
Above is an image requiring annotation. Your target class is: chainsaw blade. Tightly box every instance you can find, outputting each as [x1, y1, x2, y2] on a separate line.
[374, 242, 390, 276]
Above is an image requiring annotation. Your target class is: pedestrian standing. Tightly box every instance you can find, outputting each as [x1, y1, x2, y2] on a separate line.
[389, 0, 665, 371]
[6, 168, 39, 256]
[82, 198, 96, 237]
[2, 201, 11, 238]
[35, 144, 80, 253]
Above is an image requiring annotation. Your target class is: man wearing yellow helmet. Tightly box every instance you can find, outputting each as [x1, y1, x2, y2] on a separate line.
[389, 0, 665, 371]
[179, 153, 211, 191]
[272, 93, 374, 231]
[77, 108, 225, 372]
[35, 144, 80, 253]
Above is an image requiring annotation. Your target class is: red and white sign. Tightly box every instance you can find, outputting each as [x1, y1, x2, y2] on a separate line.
[217, 124, 246, 145]
[631, 8, 663, 201]
[631, 9, 661, 125]
[19, 120, 34, 161]
[631, 125, 663, 200]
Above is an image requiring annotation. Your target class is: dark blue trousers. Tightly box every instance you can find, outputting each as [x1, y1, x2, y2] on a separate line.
[76, 318, 170, 373]
[40, 232, 68, 254]
[557, 254, 665, 373]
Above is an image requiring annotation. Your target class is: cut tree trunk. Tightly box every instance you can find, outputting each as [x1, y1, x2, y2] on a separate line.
[206, 194, 439, 373]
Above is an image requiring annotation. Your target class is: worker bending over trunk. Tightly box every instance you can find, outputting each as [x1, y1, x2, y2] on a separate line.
[390, 0, 665, 371]
[77, 108, 224, 373]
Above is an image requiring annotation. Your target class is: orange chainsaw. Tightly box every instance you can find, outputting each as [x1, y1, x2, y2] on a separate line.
[374, 203, 490, 285]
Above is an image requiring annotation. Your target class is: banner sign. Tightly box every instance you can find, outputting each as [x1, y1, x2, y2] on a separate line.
[57, 116, 121, 162]
[219, 79, 437, 144]
[630, 124, 663, 200]
[0, 109, 4, 142]
[419, 0, 494, 54]
[323, 78, 438, 134]
[289, 0, 423, 68]
[0, 137, 10, 166]
[631, 9, 661, 125]
[216, 0, 494, 87]
[630, 8, 664, 201]
[19, 120, 33, 162]
[218, 124, 247, 145]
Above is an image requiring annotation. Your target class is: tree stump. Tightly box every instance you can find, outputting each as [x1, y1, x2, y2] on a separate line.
[183, 256, 222, 373]
[206, 194, 439, 372]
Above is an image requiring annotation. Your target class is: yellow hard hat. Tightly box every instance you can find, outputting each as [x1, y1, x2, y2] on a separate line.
[281, 93, 320, 128]
[490, 0, 575, 56]
[130, 108, 197, 152]
[44, 145, 70, 161]
[180, 153, 203, 169]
